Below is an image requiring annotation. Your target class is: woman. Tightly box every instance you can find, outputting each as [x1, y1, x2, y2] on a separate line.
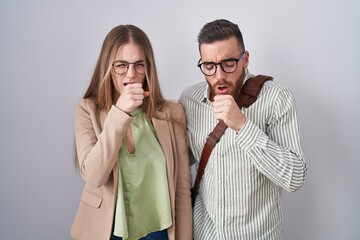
[71, 25, 192, 240]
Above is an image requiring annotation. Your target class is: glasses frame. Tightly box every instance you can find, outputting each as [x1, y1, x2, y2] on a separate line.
[197, 51, 245, 76]
[112, 60, 146, 75]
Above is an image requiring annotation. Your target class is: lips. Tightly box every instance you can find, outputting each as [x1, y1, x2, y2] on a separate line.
[216, 85, 229, 94]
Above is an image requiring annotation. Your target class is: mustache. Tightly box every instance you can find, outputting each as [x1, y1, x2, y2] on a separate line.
[212, 81, 233, 88]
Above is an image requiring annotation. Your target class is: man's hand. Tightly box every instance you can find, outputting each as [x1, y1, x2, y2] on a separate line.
[212, 95, 246, 132]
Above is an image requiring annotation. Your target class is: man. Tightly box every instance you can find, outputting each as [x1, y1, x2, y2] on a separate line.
[179, 19, 307, 239]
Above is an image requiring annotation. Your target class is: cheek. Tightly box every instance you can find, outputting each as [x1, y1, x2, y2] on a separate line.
[113, 75, 125, 94]
[230, 75, 240, 86]
[205, 76, 216, 86]
[233, 68, 245, 84]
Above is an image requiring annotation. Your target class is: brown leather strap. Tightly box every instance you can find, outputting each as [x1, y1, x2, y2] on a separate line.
[191, 75, 272, 205]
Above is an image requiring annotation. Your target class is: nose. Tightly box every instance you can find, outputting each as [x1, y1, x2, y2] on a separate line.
[215, 64, 226, 80]
[126, 64, 137, 78]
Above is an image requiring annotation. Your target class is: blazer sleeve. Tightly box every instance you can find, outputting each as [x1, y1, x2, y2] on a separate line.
[75, 99, 132, 187]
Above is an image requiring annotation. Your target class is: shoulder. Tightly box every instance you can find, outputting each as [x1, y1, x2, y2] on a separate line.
[76, 98, 93, 113]
[161, 100, 185, 118]
[76, 98, 97, 115]
[75, 98, 105, 124]
[182, 82, 206, 93]
[262, 79, 295, 100]
[258, 79, 298, 116]
[77, 98, 95, 108]
[180, 82, 206, 98]
[159, 100, 187, 128]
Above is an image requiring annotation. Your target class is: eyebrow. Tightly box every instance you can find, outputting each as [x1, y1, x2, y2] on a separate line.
[113, 59, 145, 63]
[202, 57, 238, 64]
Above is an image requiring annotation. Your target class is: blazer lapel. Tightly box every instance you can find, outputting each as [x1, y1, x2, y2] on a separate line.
[152, 111, 174, 177]
[100, 109, 107, 130]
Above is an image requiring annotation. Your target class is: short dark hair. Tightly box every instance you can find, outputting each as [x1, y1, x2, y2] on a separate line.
[198, 19, 245, 51]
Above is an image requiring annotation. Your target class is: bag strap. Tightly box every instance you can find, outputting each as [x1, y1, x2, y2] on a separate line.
[191, 75, 272, 205]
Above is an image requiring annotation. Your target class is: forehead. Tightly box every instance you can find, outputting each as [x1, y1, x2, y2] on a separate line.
[200, 36, 241, 61]
[114, 42, 145, 61]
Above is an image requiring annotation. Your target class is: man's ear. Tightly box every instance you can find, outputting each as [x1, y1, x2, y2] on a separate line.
[243, 51, 250, 68]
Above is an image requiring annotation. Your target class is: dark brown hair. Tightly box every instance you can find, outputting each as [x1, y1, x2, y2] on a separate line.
[198, 19, 245, 52]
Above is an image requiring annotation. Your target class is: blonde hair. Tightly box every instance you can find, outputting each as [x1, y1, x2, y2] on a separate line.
[83, 24, 165, 119]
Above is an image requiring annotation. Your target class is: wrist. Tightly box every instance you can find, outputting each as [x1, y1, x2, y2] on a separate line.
[235, 118, 247, 133]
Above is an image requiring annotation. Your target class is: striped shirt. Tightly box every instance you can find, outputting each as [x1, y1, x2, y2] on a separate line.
[179, 71, 307, 240]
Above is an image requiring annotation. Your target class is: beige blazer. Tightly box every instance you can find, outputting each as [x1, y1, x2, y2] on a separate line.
[70, 99, 192, 240]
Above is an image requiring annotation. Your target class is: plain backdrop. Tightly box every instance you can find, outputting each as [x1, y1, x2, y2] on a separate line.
[1, 0, 359, 239]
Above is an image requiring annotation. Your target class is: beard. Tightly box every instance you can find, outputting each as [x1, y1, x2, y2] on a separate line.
[208, 67, 246, 101]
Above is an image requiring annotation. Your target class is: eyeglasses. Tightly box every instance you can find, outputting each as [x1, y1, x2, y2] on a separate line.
[197, 52, 245, 76]
[112, 60, 146, 75]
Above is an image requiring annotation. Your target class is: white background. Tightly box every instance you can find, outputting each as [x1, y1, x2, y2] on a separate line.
[0, 0, 359, 239]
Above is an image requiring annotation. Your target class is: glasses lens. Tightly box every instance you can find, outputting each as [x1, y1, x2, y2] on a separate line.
[198, 58, 240, 76]
[201, 63, 216, 76]
[134, 62, 146, 75]
[113, 62, 146, 75]
[221, 59, 238, 73]
[113, 62, 128, 75]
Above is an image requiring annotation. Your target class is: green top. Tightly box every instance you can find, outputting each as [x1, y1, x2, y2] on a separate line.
[113, 108, 172, 240]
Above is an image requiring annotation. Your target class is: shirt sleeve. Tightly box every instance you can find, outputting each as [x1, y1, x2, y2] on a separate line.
[235, 86, 307, 192]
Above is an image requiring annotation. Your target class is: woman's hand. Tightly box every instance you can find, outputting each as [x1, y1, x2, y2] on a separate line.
[115, 83, 150, 113]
